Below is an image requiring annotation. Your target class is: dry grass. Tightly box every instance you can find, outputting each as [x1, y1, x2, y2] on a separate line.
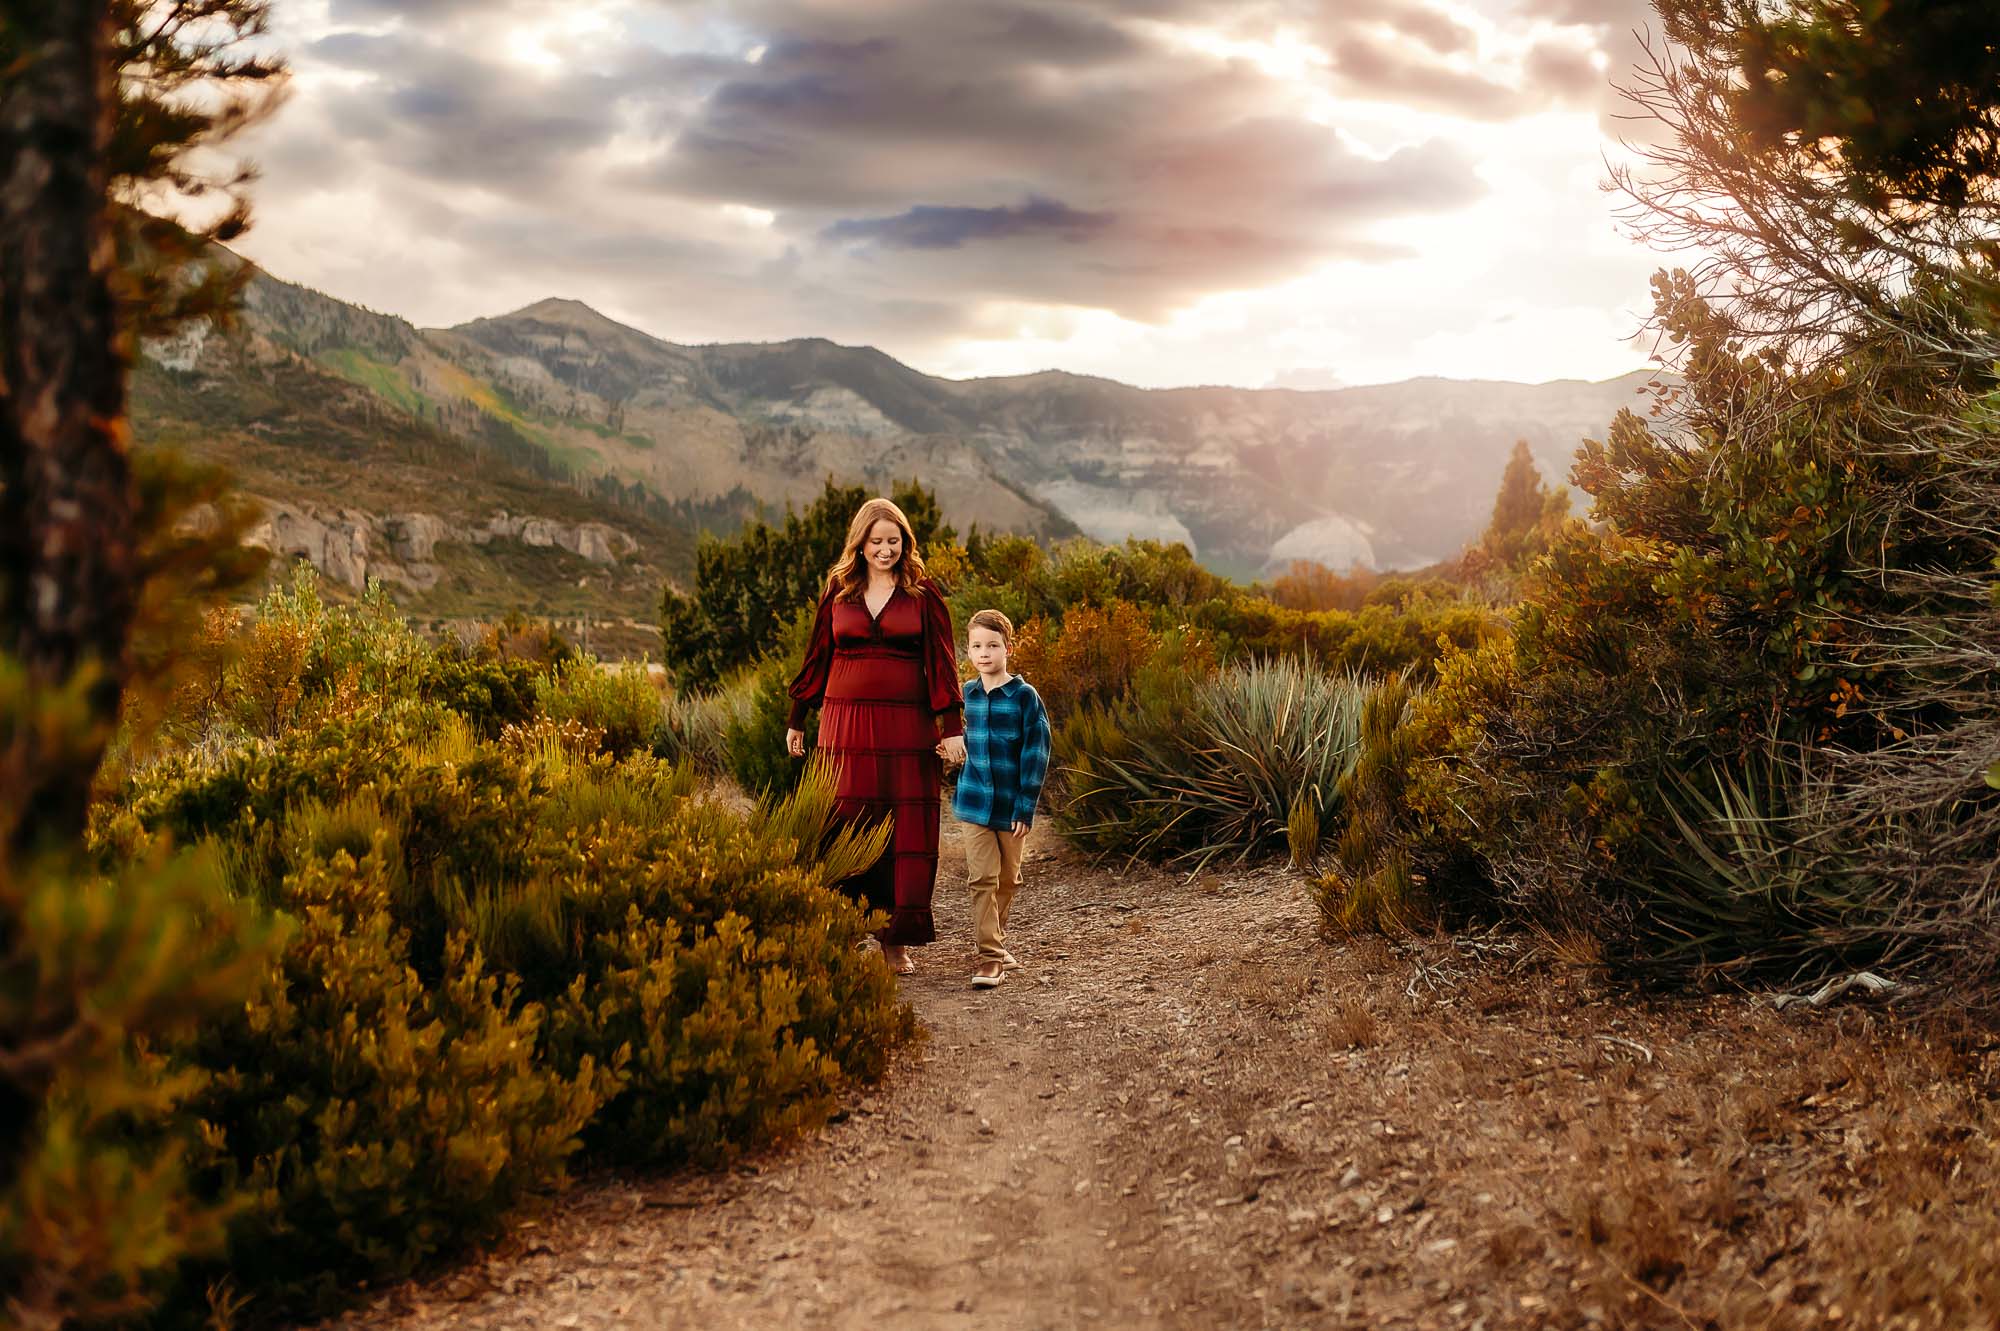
[324, 846, 2000, 1331]
[1094, 876, 2000, 1329]
[1322, 993, 1381, 1050]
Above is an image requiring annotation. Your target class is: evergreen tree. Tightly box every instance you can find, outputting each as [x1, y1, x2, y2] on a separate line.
[1477, 440, 1569, 569]
[0, 3, 283, 1320]
[659, 478, 953, 692]
[1621, 0, 2000, 352]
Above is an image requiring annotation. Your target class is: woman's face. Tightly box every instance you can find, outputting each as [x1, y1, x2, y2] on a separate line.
[864, 519, 904, 574]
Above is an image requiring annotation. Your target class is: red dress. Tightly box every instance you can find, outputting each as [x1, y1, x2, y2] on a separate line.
[787, 578, 964, 945]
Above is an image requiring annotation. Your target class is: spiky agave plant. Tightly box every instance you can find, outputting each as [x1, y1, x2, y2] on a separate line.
[1059, 659, 1367, 870]
[1177, 658, 1367, 867]
[1622, 742, 1897, 980]
[756, 754, 894, 889]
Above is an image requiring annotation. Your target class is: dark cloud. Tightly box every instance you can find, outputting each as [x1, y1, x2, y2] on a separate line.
[622, 3, 1484, 316]
[249, 0, 1559, 351]
[302, 31, 731, 193]
[824, 197, 1115, 250]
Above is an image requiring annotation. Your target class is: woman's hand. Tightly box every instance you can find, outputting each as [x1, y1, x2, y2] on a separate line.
[938, 734, 966, 766]
[785, 728, 806, 759]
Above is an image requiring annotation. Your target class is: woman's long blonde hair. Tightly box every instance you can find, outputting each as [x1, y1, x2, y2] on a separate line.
[826, 497, 929, 602]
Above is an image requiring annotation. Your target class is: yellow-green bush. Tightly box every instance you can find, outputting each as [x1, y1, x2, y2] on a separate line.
[1191, 593, 1502, 681]
[0, 834, 280, 1327]
[173, 840, 608, 1317]
[533, 655, 664, 758]
[1315, 675, 1444, 935]
[80, 584, 917, 1325]
[539, 791, 907, 1164]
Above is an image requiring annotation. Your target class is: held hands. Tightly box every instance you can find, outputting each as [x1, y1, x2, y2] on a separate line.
[785, 728, 806, 759]
[935, 735, 967, 766]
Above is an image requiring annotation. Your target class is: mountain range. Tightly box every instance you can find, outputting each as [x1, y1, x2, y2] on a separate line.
[133, 255, 1659, 643]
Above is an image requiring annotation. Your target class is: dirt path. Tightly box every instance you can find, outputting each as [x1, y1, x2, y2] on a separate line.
[326, 814, 1996, 1331]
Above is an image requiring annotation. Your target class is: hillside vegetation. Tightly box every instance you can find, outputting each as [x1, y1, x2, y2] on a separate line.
[13, 1, 2000, 1328]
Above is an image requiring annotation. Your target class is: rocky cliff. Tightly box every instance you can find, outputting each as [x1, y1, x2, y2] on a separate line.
[240, 501, 640, 593]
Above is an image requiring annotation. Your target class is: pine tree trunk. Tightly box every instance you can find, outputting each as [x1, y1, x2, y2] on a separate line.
[0, 0, 133, 853]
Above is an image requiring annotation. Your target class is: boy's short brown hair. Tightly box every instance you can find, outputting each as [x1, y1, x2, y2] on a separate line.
[967, 609, 1013, 643]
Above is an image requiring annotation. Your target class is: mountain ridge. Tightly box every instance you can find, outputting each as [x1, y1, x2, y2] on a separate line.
[461, 297, 1648, 398]
[146, 257, 1664, 589]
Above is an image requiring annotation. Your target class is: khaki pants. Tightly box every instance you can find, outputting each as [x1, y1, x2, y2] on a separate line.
[964, 825, 1025, 963]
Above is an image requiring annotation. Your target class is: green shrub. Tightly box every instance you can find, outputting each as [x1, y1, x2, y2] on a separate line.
[533, 655, 664, 757]
[174, 839, 608, 1319]
[1041, 537, 1231, 614]
[419, 648, 540, 738]
[1191, 594, 1501, 680]
[724, 607, 822, 797]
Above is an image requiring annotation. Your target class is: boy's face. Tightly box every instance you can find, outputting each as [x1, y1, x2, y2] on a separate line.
[967, 625, 1008, 675]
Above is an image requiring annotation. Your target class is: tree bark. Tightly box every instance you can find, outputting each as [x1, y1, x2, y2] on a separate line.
[0, 0, 133, 853]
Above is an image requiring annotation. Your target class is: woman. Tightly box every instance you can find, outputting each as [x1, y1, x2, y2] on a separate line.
[785, 497, 966, 974]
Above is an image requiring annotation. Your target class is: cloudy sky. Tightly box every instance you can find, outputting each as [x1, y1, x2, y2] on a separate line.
[232, 0, 1667, 389]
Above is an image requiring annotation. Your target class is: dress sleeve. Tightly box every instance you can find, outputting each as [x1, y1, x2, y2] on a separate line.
[921, 580, 965, 739]
[786, 589, 836, 730]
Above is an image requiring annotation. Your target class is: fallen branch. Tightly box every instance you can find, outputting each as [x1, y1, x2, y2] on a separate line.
[1595, 1035, 1657, 1063]
[1767, 971, 1899, 1011]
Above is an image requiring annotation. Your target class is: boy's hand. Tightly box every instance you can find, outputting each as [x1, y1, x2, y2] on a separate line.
[1010, 821, 1029, 839]
[938, 735, 967, 765]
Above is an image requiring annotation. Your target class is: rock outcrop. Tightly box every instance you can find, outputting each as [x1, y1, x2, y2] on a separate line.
[241, 500, 638, 592]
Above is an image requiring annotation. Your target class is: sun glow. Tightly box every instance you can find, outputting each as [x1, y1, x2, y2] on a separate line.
[504, 6, 619, 72]
[1148, 23, 1329, 83]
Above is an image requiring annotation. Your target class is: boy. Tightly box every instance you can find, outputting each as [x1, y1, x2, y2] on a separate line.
[948, 609, 1052, 990]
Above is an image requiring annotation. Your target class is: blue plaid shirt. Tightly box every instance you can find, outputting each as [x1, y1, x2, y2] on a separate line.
[952, 675, 1053, 830]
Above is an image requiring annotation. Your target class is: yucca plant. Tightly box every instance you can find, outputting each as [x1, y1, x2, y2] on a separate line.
[1058, 659, 1367, 870]
[1621, 743, 1897, 980]
[1180, 658, 1366, 866]
[653, 677, 754, 773]
[756, 754, 895, 891]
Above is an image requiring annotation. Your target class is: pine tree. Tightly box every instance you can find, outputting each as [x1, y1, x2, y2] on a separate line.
[1477, 440, 1568, 569]
[1, 0, 282, 852]
[0, 4, 285, 1321]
